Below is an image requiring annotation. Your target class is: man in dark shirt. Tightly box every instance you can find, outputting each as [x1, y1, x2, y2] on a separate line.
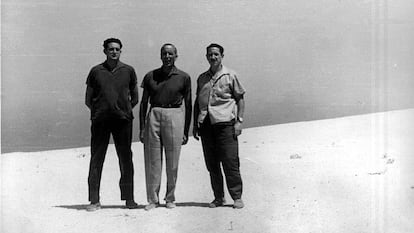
[85, 38, 139, 211]
[139, 43, 192, 211]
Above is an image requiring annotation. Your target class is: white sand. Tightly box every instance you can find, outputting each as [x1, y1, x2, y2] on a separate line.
[1, 109, 414, 233]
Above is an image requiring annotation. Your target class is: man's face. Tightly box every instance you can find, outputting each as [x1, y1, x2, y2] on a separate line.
[160, 45, 177, 67]
[104, 42, 122, 61]
[206, 47, 223, 67]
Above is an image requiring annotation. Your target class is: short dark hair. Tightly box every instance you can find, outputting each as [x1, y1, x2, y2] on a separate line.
[103, 38, 123, 49]
[160, 43, 177, 55]
[206, 43, 224, 55]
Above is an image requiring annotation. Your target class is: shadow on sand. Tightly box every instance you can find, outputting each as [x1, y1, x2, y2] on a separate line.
[54, 204, 145, 210]
[175, 202, 233, 208]
[55, 202, 233, 210]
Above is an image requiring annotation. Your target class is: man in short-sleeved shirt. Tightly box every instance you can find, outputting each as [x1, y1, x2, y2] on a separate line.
[195, 66, 245, 125]
[193, 43, 246, 209]
[139, 43, 192, 211]
[85, 38, 139, 211]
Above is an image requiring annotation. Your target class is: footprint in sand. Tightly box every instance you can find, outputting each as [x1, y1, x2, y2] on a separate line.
[368, 156, 395, 175]
[290, 154, 302, 159]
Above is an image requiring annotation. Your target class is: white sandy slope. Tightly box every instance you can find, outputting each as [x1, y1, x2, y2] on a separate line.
[1, 109, 414, 233]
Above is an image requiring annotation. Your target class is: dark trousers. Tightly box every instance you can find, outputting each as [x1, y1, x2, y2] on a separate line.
[199, 117, 243, 201]
[88, 118, 134, 203]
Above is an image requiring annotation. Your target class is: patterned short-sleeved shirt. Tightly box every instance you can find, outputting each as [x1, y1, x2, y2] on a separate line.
[196, 66, 245, 125]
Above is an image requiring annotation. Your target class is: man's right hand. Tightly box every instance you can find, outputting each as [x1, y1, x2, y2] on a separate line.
[193, 126, 199, 141]
[139, 130, 145, 143]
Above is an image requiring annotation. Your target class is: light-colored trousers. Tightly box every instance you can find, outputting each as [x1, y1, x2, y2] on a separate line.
[144, 107, 184, 204]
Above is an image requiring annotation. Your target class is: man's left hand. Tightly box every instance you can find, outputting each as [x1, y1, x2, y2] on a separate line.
[182, 135, 188, 145]
[139, 130, 145, 143]
[234, 122, 242, 138]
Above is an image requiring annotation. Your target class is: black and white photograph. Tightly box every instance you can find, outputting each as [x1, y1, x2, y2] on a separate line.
[1, 0, 413, 232]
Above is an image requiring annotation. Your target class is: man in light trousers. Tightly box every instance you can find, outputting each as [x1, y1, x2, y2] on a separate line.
[139, 43, 192, 211]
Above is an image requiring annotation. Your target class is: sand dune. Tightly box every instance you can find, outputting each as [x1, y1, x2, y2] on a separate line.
[1, 109, 414, 233]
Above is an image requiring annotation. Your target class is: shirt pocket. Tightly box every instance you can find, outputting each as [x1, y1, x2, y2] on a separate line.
[213, 81, 231, 99]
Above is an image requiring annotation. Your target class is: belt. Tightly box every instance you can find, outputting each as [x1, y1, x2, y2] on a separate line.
[151, 103, 181, 108]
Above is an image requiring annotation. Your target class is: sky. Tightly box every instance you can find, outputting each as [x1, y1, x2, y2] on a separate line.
[2, 0, 414, 153]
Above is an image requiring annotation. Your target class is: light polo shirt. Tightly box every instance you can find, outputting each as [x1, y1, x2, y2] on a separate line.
[196, 66, 245, 125]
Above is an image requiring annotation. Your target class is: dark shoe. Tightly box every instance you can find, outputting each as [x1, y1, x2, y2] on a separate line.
[233, 199, 244, 209]
[126, 200, 139, 209]
[166, 202, 176, 209]
[86, 202, 101, 212]
[144, 203, 158, 211]
[209, 199, 225, 208]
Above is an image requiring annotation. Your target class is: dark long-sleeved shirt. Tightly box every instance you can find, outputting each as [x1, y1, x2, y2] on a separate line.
[86, 61, 138, 121]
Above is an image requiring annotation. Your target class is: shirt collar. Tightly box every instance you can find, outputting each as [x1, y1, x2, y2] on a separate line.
[101, 60, 126, 71]
[209, 65, 229, 80]
[158, 66, 179, 76]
